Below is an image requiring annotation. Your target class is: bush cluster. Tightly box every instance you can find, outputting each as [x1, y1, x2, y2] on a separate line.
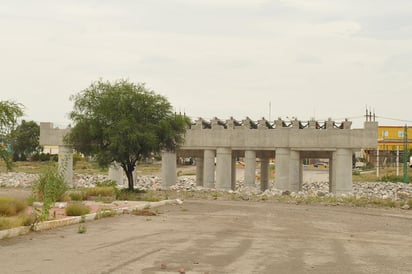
[65, 203, 91, 216]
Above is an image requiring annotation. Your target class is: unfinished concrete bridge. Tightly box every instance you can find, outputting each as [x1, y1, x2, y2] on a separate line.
[162, 117, 378, 195]
[40, 116, 378, 195]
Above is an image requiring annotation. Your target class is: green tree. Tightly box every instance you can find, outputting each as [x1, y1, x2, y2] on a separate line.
[0, 100, 24, 170]
[10, 120, 41, 161]
[66, 79, 190, 190]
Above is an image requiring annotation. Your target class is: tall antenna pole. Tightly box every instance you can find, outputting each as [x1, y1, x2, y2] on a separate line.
[268, 101, 271, 121]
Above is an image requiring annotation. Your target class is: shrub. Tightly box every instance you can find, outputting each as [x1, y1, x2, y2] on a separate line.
[69, 191, 85, 201]
[94, 209, 117, 220]
[65, 203, 91, 216]
[32, 165, 68, 219]
[0, 196, 27, 216]
[32, 165, 67, 202]
[78, 223, 87, 234]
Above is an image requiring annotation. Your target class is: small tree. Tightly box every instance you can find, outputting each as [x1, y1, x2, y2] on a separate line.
[0, 100, 24, 170]
[10, 120, 41, 161]
[66, 79, 190, 190]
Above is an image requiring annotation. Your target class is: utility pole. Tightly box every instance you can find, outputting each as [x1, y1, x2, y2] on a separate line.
[403, 124, 409, 183]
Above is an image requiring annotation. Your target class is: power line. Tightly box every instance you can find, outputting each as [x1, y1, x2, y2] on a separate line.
[375, 116, 412, 124]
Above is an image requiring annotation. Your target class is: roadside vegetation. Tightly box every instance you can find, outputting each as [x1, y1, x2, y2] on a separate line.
[0, 196, 33, 230]
[352, 166, 412, 183]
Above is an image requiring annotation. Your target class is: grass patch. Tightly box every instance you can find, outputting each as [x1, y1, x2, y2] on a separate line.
[84, 186, 116, 198]
[0, 196, 27, 216]
[0, 214, 33, 230]
[65, 203, 91, 216]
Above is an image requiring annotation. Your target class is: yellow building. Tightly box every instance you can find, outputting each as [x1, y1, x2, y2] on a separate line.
[378, 126, 412, 151]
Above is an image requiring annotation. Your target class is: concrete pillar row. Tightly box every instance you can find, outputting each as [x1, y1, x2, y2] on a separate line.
[203, 149, 216, 189]
[161, 151, 177, 189]
[331, 148, 353, 195]
[216, 148, 232, 190]
[195, 157, 204, 187]
[260, 158, 269, 191]
[244, 150, 256, 187]
[58, 145, 73, 186]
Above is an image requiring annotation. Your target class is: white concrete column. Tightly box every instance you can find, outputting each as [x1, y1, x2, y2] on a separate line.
[196, 157, 204, 187]
[331, 148, 353, 195]
[109, 162, 123, 186]
[161, 151, 177, 189]
[216, 148, 232, 190]
[260, 158, 269, 191]
[58, 145, 73, 186]
[203, 149, 215, 189]
[289, 150, 301, 192]
[329, 156, 333, 193]
[231, 156, 237, 190]
[244, 150, 256, 187]
[275, 148, 290, 190]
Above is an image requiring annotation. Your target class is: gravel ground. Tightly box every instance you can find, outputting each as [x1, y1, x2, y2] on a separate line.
[1, 199, 411, 274]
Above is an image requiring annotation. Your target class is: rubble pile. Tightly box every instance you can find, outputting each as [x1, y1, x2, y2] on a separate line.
[1, 172, 411, 200]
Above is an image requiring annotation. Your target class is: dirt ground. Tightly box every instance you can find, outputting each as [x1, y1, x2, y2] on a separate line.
[0, 199, 411, 274]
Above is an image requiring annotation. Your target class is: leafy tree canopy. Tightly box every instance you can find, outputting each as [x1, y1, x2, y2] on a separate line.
[10, 120, 41, 161]
[0, 100, 24, 170]
[66, 79, 190, 190]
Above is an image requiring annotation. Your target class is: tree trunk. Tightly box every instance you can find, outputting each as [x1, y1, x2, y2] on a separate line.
[125, 169, 134, 191]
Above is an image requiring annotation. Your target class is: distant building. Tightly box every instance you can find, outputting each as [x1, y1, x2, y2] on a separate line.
[378, 126, 412, 151]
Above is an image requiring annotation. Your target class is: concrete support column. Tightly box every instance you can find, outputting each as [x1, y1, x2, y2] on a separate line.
[231, 156, 237, 190]
[161, 151, 177, 189]
[329, 156, 333, 193]
[196, 157, 204, 187]
[245, 150, 256, 187]
[289, 150, 301, 192]
[58, 145, 73, 186]
[275, 148, 290, 190]
[260, 158, 269, 191]
[216, 148, 232, 190]
[203, 149, 216, 189]
[331, 148, 353, 195]
[109, 162, 123, 186]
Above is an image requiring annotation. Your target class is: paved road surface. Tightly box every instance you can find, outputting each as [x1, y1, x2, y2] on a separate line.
[1, 200, 412, 273]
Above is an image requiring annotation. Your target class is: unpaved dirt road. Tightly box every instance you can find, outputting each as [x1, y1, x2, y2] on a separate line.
[1, 200, 412, 274]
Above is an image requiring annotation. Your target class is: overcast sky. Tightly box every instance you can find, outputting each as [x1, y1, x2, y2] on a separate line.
[2, 0, 412, 128]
